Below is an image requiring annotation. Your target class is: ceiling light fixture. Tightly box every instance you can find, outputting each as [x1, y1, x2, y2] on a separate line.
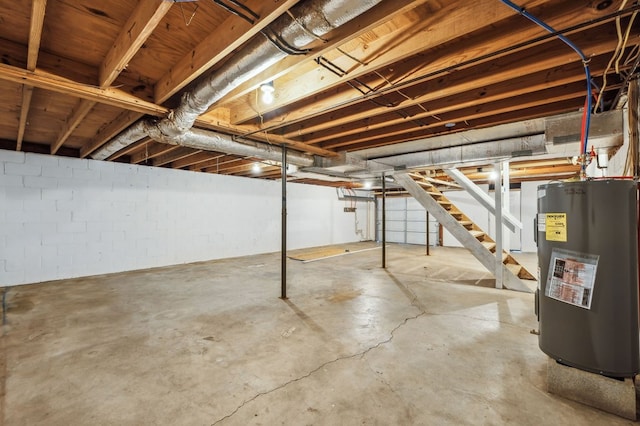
[252, 162, 261, 173]
[363, 180, 373, 190]
[259, 81, 275, 104]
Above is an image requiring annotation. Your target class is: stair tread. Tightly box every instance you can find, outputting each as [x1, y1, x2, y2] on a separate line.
[469, 230, 485, 238]
[481, 241, 496, 251]
[504, 263, 522, 274]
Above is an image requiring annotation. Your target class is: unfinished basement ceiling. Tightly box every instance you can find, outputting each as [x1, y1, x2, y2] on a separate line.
[1, 0, 638, 186]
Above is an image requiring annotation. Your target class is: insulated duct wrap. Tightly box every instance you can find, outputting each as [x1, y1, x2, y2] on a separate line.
[92, 0, 383, 161]
[150, 127, 314, 167]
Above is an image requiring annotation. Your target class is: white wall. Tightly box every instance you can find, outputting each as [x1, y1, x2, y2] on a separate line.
[0, 150, 366, 286]
[442, 186, 490, 248]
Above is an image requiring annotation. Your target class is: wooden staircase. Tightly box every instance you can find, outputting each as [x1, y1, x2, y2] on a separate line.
[394, 173, 536, 292]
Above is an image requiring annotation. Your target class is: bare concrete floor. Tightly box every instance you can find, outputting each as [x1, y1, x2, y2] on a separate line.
[1, 244, 634, 425]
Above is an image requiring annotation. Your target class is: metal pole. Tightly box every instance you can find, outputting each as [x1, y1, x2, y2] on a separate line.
[502, 161, 510, 254]
[426, 211, 430, 256]
[381, 172, 386, 268]
[629, 78, 640, 176]
[281, 146, 287, 299]
[494, 162, 503, 289]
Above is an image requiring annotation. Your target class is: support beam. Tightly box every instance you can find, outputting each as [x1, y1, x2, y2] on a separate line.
[381, 172, 386, 269]
[27, 0, 47, 71]
[51, 99, 95, 154]
[229, 0, 609, 126]
[16, 86, 34, 151]
[494, 162, 503, 290]
[155, 0, 299, 103]
[100, 0, 172, 88]
[281, 145, 288, 300]
[220, 0, 431, 108]
[80, 111, 144, 158]
[426, 212, 430, 256]
[444, 168, 522, 232]
[629, 78, 640, 176]
[152, 147, 199, 167]
[17, 0, 47, 151]
[0, 64, 168, 116]
[56, 1, 172, 156]
[502, 161, 511, 254]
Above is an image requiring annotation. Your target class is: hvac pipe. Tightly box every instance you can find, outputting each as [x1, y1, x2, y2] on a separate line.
[93, 0, 383, 161]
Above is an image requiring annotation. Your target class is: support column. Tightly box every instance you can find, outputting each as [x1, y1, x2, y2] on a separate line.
[494, 162, 503, 289]
[629, 78, 640, 176]
[281, 146, 287, 299]
[381, 172, 386, 269]
[502, 161, 510, 254]
[426, 211, 430, 256]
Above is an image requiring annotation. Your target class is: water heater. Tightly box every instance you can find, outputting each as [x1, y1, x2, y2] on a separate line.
[536, 179, 639, 377]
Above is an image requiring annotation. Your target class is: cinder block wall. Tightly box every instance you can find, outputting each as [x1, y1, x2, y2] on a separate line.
[0, 149, 365, 286]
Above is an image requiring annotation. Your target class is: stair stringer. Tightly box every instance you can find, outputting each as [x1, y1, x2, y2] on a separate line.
[394, 173, 531, 293]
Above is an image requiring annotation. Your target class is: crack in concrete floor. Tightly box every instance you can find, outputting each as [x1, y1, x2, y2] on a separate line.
[210, 311, 426, 425]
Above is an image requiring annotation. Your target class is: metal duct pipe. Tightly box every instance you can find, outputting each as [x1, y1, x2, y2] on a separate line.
[92, 121, 147, 160]
[165, 0, 383, 136]
[155, 127, 314, 167]
[92, 0, 383, 160]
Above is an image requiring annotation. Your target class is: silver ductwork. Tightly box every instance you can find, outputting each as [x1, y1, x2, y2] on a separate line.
[92, 0, 383, 162]
[157, 127, 314, 167]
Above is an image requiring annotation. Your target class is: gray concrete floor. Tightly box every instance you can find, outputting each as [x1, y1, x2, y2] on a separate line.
[1, 244, 635, 425]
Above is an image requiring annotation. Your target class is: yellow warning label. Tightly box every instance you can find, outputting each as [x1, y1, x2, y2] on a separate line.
[545, 213, 567, 242]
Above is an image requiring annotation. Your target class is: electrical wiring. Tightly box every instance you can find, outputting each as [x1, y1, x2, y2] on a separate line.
[595, 0, 638, 113]
[500, 0, 594, 161]
[614, 10, 638, 73]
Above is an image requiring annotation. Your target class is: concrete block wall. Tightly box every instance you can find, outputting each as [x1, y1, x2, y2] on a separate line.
[0, 149, 365, 286]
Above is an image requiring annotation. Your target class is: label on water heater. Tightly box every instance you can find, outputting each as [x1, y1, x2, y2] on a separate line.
[537, 213, 546, 231]
[545, 213, 567, 242]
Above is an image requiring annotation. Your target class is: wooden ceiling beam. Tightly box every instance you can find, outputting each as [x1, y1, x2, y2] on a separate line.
[233, 165, 281, 177]
[337, 99, 582, 152]
[303, 55, 613, 145]
[202, 158, 250, 173]
[17, 0, 47, 151]
[321, 84, 585, 150]
[288, 40, 618, 142]
[130, 143, 179, 164]
[218, 162, 273, 174]
[106, 138, 151, 161]
[50, 99, 95, 154]
[152, 147, 201, 167]
[216, 0, 432, 108]
[155, 0, 300, 103]
[258, 2, 627, 135]
[100, 0, 172, 88]
[0, 63, 168, 116]
[55, 1, 172, 156]
[27, 0, 47, 71]
[16, 86, 34, 152]
[190, 155, 241, 171]
[170, 152, 223, 169]
[228, 0, 566, 124]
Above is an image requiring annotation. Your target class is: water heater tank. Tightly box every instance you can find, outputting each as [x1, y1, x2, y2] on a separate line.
[536, 179, 639, 377]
